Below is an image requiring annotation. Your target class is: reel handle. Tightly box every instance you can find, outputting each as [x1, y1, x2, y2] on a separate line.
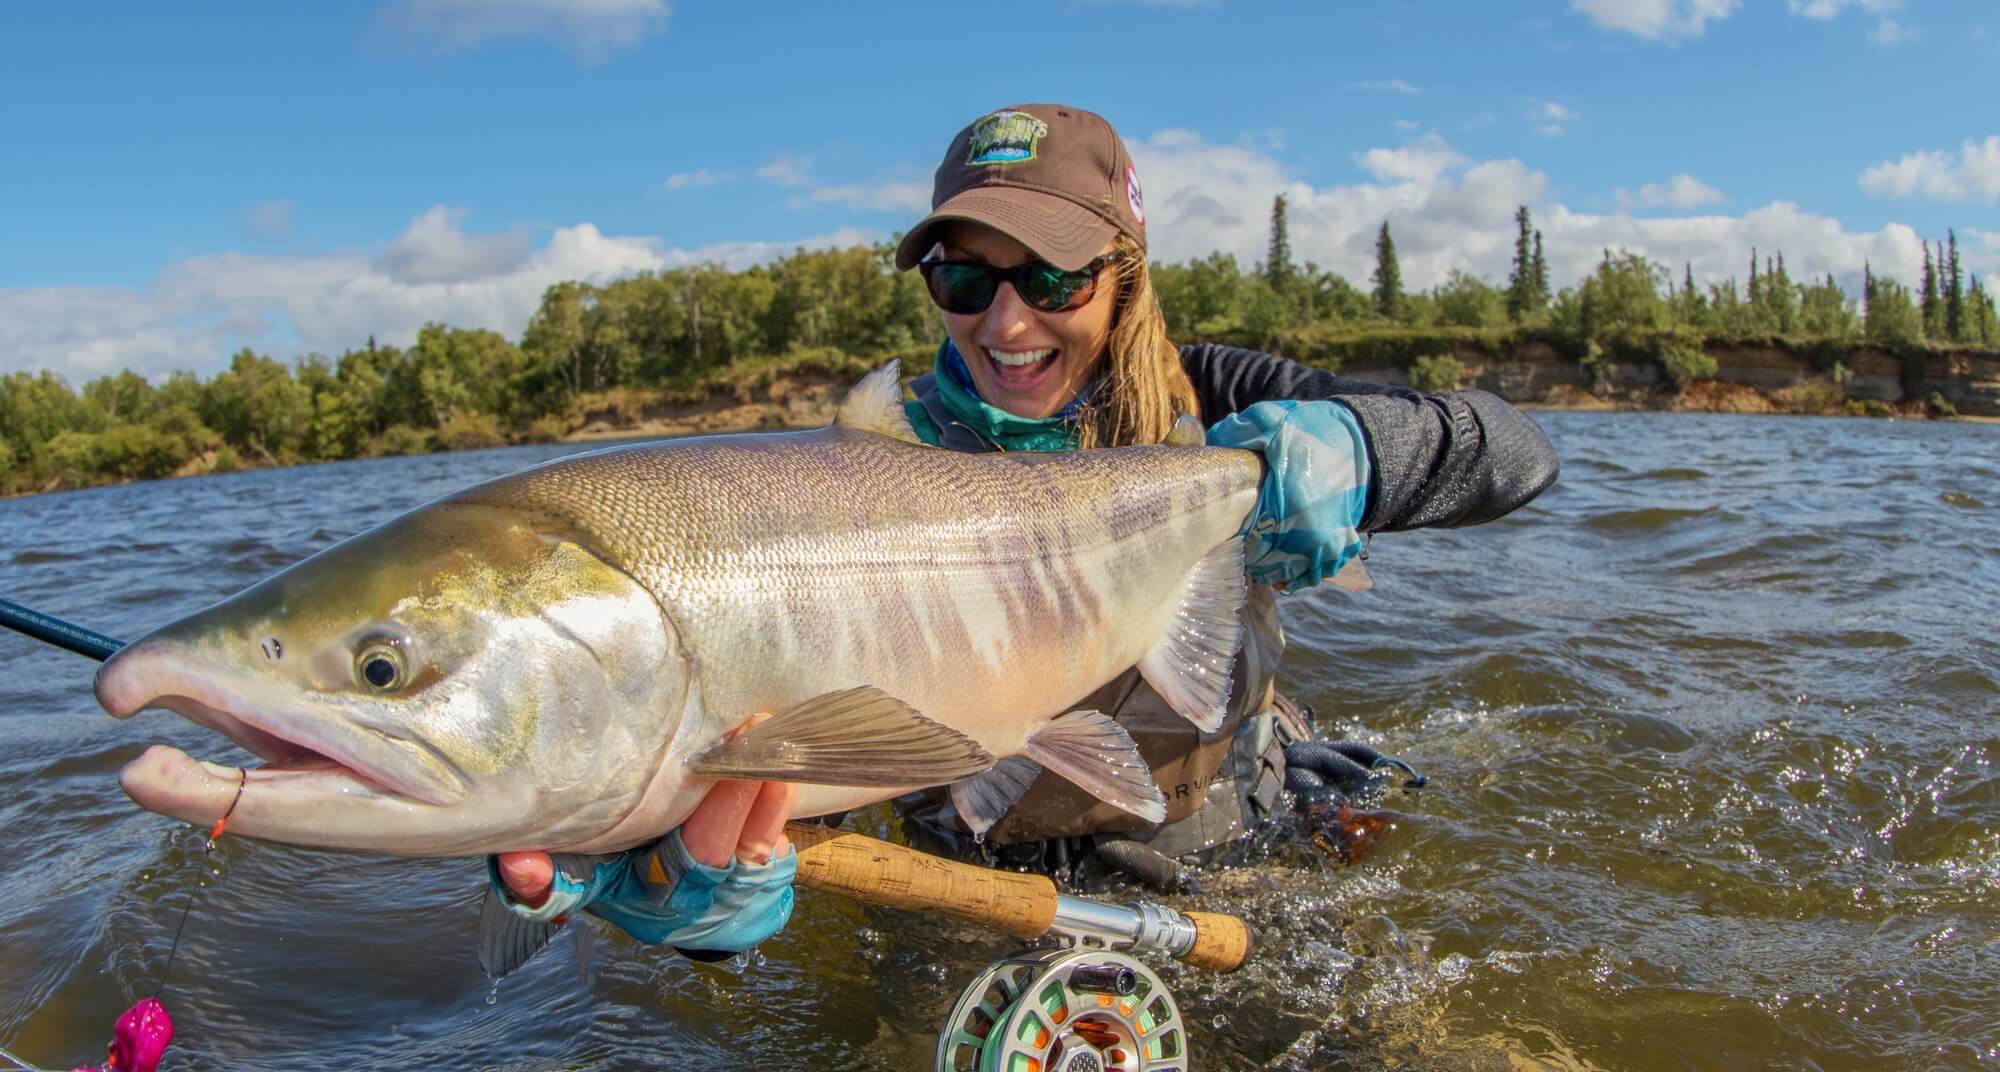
[785, 822, 1255, 973]
[1179, 911, 1255, 973]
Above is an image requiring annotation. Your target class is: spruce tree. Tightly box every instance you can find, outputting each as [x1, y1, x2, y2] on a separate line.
[1371, 222, 1404, 321]
[1530, 231, 1549, 309]
[1945, 230, 1965, 342]
[1972, 274, 2000, 346]
[1748, 248, 1759, 302]
[1263, 193, 1294, 290]
[1920, 241, 1938, 337]
[1507, 205, 1535, 321]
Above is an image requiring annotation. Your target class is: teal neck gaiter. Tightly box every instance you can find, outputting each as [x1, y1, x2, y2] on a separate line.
[923, 338, 1092, 453]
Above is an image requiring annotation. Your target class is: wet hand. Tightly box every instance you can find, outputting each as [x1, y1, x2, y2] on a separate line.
[495, 778, 797, 907]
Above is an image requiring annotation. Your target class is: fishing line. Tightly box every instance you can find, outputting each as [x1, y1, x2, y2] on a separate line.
[151, 766, 246, 1000]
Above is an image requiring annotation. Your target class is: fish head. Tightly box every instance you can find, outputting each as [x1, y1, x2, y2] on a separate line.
[95, 501, 686, 856]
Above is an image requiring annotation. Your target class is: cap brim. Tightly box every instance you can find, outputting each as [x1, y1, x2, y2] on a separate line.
[894, 188, 1118, 271]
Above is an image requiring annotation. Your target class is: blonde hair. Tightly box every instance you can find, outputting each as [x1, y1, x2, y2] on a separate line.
[1074, 233, 1200, 449]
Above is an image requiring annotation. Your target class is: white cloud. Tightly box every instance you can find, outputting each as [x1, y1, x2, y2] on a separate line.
[1349, 79, 1422, 95]
[379, 0, 669, 61]
[1569, 0, 1740, 40]
[243, 199, 295, 242]
[377, 207, 536, 283]
[1787, 0, 1914, 44]
[1354, 133, 1468, 183]
[1859, 136, 2000, 203]
[1392, 119, 1420, 133]
[1867, 17, 1915, 44]
[1615, 173, 1726, 209]
[663, 169, 725, 191]
[754, 155, 814, 188]
[1532, 100, 1579, 137]
[1126, 129, 1984, 307]
[792, 180, 931, 215]
[0, 208, 872, 383]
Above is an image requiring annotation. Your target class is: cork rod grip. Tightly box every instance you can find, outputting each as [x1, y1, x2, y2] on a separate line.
[785, 822, 1059, 941]
[1180, 911, 1256, 973]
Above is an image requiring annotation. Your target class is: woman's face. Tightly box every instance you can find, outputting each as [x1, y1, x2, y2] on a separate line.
[933, 222, 1118, 420]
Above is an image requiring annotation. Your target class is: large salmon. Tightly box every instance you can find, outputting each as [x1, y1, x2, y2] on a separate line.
[94, 363, 1262, 856]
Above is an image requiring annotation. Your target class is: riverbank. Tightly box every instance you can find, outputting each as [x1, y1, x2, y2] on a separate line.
[6, 338, 1995, 499]
[556, 338, 2000, 445]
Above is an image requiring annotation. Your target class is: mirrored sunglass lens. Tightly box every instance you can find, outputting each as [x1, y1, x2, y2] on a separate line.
[1021, 265, 1088, 310]
[932, 265, 998, 312]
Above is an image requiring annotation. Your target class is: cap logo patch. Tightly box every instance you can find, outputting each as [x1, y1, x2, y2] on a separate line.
[1125, 163, 1145, 225]
[965, 111, 1050, 166]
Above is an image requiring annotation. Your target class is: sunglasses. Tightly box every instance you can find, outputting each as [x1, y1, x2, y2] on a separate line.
[920, 254, 1119, 315]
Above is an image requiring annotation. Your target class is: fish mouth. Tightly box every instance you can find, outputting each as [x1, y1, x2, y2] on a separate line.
[96, 643, 465, 818]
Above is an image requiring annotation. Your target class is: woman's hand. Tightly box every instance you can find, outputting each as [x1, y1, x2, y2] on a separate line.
[485, 713, 802, 955]
[495, 778, 796, 907]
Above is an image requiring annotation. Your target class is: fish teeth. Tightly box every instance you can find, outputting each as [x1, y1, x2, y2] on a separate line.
[989, 348, 1054, 367]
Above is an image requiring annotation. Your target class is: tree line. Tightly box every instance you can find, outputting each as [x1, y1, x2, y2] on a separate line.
[3, 209, 1995, 495]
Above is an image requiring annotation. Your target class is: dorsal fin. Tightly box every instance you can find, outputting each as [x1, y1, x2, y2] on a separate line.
[835, 360, 923, 444]
[1163, 412, 1205, 446]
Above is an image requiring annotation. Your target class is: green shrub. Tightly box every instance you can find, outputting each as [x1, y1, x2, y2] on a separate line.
[1656, 337, 1717, 391]
[1196, 324, 1517, 373]
[371, 424, 436, 457]
[1776, 380, 1843, 415]
[1410, 353, 1465, 393]
[1926, 391, 1957, 418]
[524, 414, 570, 443]
[436, 409, 505, 451]
[1845, 398, 1894, 418]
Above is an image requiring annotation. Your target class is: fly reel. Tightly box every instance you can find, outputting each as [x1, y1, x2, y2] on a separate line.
[937, 948, 1187, 1072]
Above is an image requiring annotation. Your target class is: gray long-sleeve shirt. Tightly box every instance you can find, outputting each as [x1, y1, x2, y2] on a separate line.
[1179, 342, 1560, 532]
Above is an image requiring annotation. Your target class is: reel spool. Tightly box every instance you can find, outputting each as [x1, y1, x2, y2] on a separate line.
[937, 948, 1187, 1072]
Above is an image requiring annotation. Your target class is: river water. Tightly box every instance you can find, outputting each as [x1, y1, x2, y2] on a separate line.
[1, 411, 1995, 1071]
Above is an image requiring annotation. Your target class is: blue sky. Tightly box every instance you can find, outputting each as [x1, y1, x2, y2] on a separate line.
[2, 1, 1995, 383]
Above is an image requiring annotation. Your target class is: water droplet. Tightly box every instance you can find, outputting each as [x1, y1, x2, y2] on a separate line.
[485, 980, 499, 1006]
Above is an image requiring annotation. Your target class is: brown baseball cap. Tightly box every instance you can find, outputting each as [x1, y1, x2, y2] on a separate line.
[894, 103, 1148, 272]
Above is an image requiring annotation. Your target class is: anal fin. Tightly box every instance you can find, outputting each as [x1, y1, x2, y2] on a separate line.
[478, 884, 560, 980]
[950, 756, 1043, 838]
[1024, 710, 1166, 824]
[1137, 537, 1248, 733]
[1328, 555, 1373, 593]
[689, 685, 994, 787]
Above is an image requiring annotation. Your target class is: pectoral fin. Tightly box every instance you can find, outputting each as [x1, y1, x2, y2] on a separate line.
[1024, 710, 1166, 824]
[950, 756, 1044, 838]
[689, 685, 994, 786]
[1137, 537, 1248, 733]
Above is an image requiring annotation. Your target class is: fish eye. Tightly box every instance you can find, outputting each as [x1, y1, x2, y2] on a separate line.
[353, 636, 410, 692]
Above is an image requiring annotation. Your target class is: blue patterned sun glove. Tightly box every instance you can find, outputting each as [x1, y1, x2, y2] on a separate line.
[1206, 399, 1372, 590]
[485, 829, 796, 954]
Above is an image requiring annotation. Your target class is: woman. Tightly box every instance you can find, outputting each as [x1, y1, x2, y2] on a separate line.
[489, 104, 1559, 957]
